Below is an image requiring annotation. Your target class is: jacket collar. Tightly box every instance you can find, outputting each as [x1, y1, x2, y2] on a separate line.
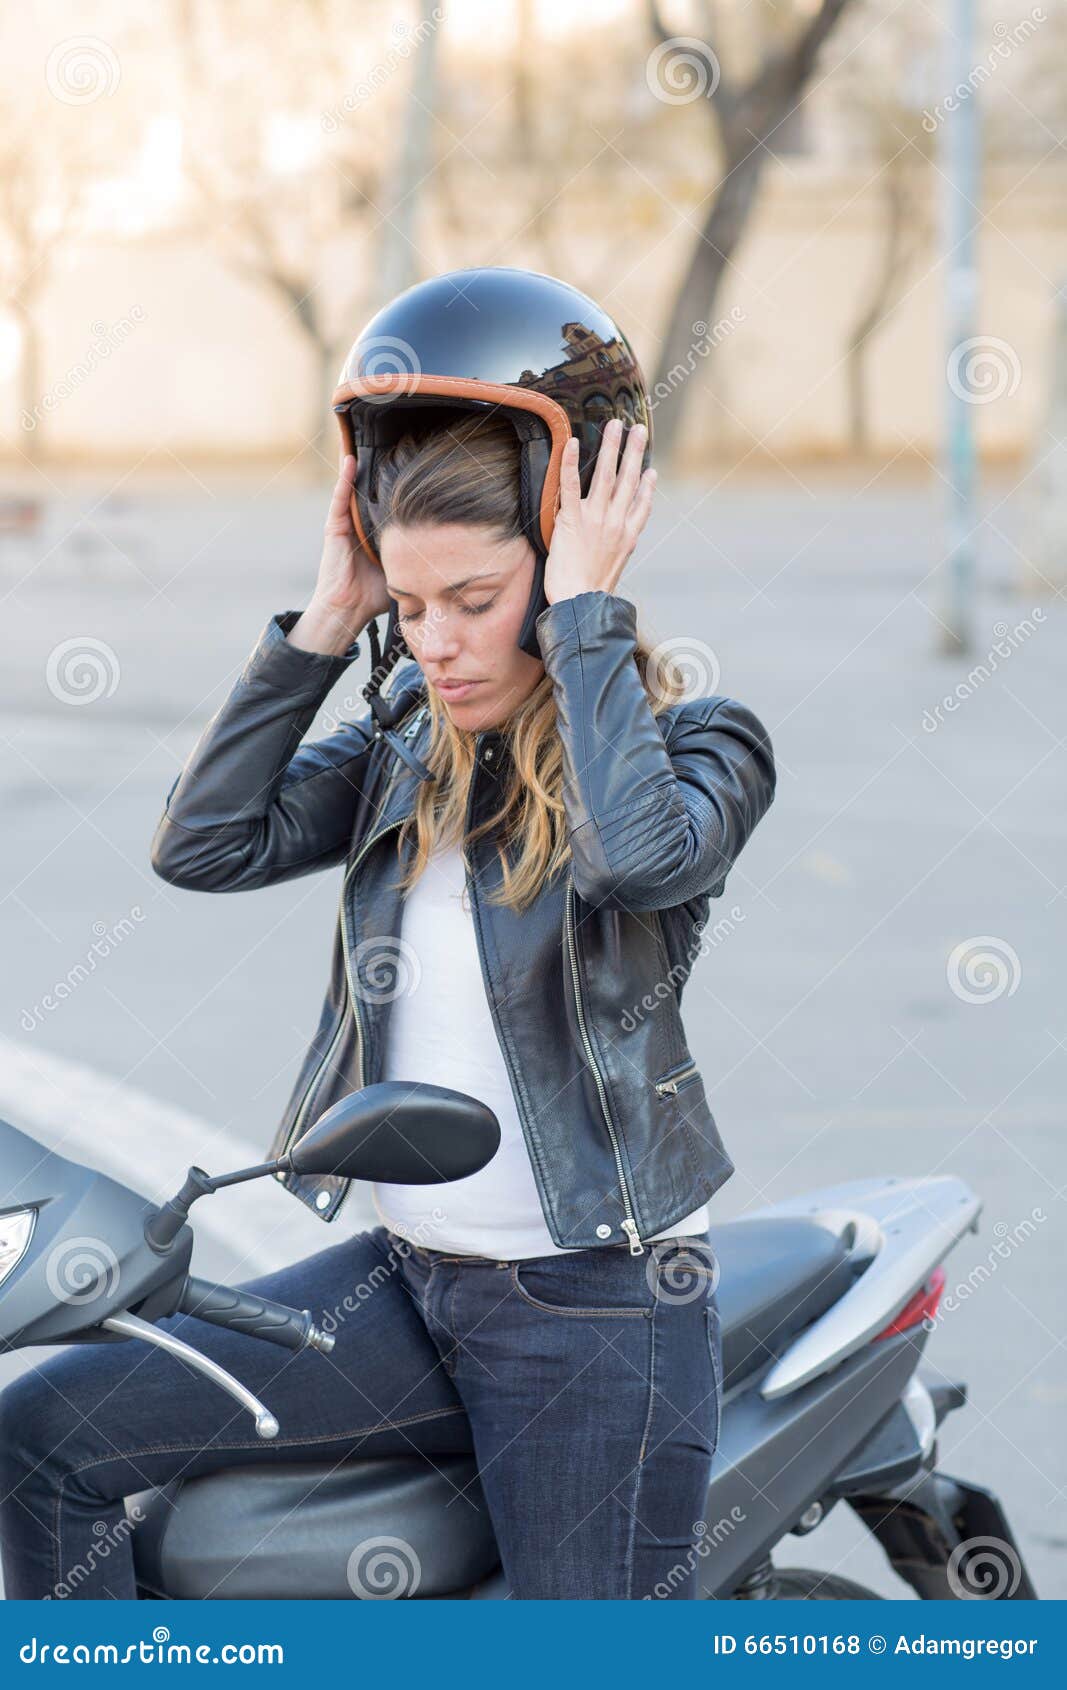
[372, 694, 508, 836]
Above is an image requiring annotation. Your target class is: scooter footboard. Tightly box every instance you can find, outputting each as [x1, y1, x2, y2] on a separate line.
[849, 1469, 1038, 1600]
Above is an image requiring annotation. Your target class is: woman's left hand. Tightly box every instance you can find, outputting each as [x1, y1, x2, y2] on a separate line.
[543, 418, 657, 605]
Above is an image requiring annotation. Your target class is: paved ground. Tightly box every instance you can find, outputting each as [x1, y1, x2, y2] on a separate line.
[0, 460, 1063, 1598]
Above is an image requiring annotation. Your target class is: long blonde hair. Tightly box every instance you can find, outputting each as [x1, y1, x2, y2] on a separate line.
[373, 410, 686, 914]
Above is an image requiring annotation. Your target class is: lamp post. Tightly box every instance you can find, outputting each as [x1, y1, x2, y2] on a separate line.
[938, 0, 980, 654]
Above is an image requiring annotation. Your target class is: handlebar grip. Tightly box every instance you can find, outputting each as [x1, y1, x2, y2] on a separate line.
[178, 1276, 334, 1355]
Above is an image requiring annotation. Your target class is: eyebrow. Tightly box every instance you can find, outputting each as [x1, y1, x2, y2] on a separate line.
[386, 571, 505, 597]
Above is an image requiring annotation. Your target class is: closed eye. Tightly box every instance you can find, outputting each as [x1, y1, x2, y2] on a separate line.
[400, 598, 497, 622]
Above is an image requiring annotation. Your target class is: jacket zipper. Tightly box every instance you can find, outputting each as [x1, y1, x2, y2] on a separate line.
[654, 1060, 700, 1097]
[278, 813, 405, 1191]
[278, 702, 428, 1183]
[459, 738, 631, 1253]
[565, 877, 645, 1255]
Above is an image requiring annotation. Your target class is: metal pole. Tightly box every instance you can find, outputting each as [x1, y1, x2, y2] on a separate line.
[938, 0, 979, 654]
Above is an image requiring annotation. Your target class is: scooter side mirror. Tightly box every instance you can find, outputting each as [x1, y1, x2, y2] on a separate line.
[286, 1082, 500, 1185]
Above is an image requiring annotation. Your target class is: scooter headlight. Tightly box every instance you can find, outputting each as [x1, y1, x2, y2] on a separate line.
[0, 1210, 36, 1287]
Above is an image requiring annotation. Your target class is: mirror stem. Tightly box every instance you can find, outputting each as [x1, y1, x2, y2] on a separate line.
[209, 1156, 288, 1190]
[143, 1166, 213, 1252]
[143, 1158, 290, 1253]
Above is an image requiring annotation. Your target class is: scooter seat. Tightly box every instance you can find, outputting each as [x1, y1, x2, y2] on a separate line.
[707, 1216, 856, 1390]
[131, 1453, 498, 1600]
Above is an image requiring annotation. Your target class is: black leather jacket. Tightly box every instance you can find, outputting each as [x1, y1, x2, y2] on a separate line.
[150, 590, 777, 1254]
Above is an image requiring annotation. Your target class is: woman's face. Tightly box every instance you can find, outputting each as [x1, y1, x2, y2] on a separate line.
[379, 521, 546, 731]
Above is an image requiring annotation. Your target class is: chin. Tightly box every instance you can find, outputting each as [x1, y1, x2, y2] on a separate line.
[455, 709, 499, 731]
[441, 692, 494, 725]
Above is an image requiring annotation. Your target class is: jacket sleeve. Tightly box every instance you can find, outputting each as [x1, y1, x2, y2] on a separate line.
[535, 589, 777, 913]
[149, 610, 377, 893]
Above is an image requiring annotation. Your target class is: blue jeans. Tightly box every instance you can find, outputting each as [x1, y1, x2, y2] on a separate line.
[0, 1225, 722, 1600]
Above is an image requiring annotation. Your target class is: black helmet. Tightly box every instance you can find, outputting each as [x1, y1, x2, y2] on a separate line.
[332, 266, 652, 773]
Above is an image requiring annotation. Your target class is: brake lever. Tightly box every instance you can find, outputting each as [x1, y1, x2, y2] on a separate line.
[101, 1310, 280, 1439]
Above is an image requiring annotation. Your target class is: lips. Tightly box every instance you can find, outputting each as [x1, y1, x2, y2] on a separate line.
[435, 678, 482, 697]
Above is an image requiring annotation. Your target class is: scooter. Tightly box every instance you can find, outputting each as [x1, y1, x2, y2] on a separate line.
[0, 1089, 1037, 1601]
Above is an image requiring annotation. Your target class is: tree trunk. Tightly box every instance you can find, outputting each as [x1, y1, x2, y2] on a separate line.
[650, 140, 765, 464]
[844, 170, 916, 455]
[12, 300, 43, 467]
[647, 0, 856, 465]
[310, 334, 340, 469]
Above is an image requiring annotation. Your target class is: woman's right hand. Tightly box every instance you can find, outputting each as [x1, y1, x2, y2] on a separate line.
[289, 453, 393, 656]
[314, 451, 393, 622]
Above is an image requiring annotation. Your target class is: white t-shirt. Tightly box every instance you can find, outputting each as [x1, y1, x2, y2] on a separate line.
[371, 839, 710, 1258]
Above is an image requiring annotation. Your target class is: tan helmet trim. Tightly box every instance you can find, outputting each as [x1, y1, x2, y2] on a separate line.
[332, 373, 571, 560]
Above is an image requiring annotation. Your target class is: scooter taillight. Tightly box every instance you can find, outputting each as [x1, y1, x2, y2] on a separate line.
[872, 1265, 946, 1340]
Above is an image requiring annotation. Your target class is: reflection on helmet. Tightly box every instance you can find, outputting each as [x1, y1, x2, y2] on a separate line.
[333, 267, 652, 717]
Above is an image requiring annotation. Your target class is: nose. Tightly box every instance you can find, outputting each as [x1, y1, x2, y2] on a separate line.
[414, 607, 463, 663]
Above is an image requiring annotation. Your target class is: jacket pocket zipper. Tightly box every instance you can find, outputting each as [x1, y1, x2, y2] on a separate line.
[654, 1059, 701, 1097]
[565, 878, 645, 1255]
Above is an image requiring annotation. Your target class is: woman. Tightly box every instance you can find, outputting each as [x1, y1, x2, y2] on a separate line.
[0, 397, 775, 1603]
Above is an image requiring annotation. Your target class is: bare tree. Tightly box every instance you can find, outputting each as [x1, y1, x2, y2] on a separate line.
[844, 162, 931, 453]
[825, 7, 935, 453]
[0, 98, 102, 464]
[646, 0, 857, 463]
[170, 0, 439, 463]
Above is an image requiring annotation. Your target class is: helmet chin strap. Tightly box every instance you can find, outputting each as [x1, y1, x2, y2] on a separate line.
[516, 553, 550, 659]
[360, 610, 433, 783]
[514, 416, 554, 659]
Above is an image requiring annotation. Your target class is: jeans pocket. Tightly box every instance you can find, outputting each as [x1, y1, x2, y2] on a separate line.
[510, 1254, 651, 1318]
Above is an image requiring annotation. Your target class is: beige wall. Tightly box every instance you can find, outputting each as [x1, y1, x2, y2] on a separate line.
[3, 162, 1063, 467]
